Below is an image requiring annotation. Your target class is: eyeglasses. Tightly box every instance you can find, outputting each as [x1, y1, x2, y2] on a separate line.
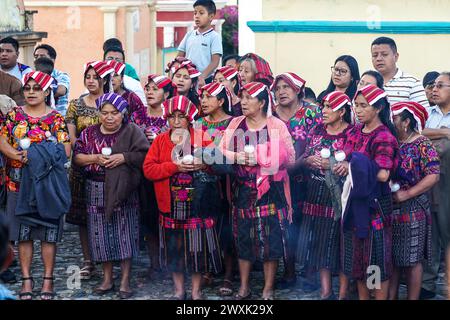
[331, 66, 348, 76]
[105, 56, 124, 63]
[429, 83, 450, 90]
[23, 85, 43, 92]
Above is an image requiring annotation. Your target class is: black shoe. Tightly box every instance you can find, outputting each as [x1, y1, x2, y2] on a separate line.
[419, 288, 436, 300]
[0, 269, 17, 284]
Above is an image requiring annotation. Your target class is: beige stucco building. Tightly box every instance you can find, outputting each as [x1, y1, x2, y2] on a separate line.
[23, 0, 229, 100]
[240, 0, 450, 94]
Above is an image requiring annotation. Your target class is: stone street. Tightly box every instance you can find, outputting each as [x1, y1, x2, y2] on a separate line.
[2, 223, 448, 300]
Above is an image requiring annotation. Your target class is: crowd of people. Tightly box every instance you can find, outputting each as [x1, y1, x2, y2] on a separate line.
[0, 0, 449, 301]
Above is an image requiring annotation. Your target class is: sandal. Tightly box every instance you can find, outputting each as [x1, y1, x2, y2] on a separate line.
[234, 289, 252, 300]
[201, 273, 214, 288]
[218, 279, 233, 296]
[19, 277, 34, 300]
[80, 261, 95, 280]
[40, 276, 56, 300]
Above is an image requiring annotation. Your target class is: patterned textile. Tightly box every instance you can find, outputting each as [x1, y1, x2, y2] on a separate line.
[22, 71, 54, 91]
[392, 194, 431, 266]
[354, 84, 387, 105]
[394, 136, 440, 190]
[238, 82, 274, 117]
[195, 116, 232, 146]
[73, 124, 122, 174]
[391, 101, 428, 133]
[65, 95, 100, 138]
[84, 61, 114, 79]
[65, 96, 100, 225]
[322, 91, 351, 112]
[159, 172, 222, 273]
[390, 136, 439, 267]
[162, 96, 198, 123]
[231, 119, 289, 262]
[341, 194, 393, 281]
[0, 106, 69, 192]
[271, 72, 306, 93]
[96, 92, 129, 114]
[86, 178, 140, 262]
[130, 108, 167, 135]
[296, 124, 351, 272]
[121, 89, 146, 115]
[240, 53, 274, 86]
[343, 124, 398, 171]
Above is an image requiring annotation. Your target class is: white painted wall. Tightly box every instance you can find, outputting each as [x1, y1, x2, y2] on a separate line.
[238, 0, 262, 55]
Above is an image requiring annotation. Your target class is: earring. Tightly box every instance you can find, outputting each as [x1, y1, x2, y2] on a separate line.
[404, 127, 407, 133]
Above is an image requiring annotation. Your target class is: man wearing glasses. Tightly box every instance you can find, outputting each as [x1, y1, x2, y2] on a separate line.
[371, 36, 429, 108]
[421, 72, 450, 299]
[423, 71, 440, 108]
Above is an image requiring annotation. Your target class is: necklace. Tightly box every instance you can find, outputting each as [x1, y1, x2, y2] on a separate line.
[399, 131, 415, 147]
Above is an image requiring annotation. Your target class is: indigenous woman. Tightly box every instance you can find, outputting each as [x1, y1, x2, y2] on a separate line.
[358, 70, 384, 90]
[73, 93, 149, 299]
[143, 96, 222, 300]
[171, 61, 201, 107]
[106, 60, 146, 115]
[238, 53, 274, 87]
[218, 82, 295, 300]
[337, 85, 398, 300]
[196, 82, 234, 295]
[65, 61, 115, 280]
[388, 102, 439, 300]
[297, 91, 353, 299]
[165, 56, 192, 79]
[271, 72, 322, 289]
[131, 73, 176, 275]
[213, 66, 242, 116]
[318, 55, 360, 102]
[0, 71, 71, 300]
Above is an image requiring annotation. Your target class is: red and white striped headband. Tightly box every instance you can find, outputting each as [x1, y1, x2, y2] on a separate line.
[147, 74, 175, 90]
[354, 84, 387, 105]
[106, 60, 126, 75]
[162, 95, 198, 123]
[172, 61, 201, 79]
[271, 72, 306, 94]
[199, 82, 232, 113]
[84, 61, 115, 79]
[391, 101, 428, 133]
[322, 91, 351, 112]
[22, 71, 54, 91]
[239, 82, 274, 117]
[215, 66, 239, 81]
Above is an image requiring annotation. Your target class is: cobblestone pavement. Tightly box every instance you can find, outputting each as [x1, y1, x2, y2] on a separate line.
[2, 223, 448, 300]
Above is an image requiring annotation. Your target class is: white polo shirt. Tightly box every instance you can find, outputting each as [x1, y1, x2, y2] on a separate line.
[178, 28, 223, 77]
[384, 68, 430, 109]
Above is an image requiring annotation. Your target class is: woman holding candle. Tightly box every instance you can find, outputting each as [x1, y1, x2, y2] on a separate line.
[143, 95, 222, 300]
[388, 102, 440, 300]
[65, 61, 115, 280]
[0, 71, 70, 300]
[218, 82, 295, 300]
[297, 91, 353, 300]
[337, 85, 398, 300]
[73, 93, 149, 299]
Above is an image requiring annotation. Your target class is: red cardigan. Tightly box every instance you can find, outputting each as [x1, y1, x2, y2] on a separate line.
[143, 128, 211, 213]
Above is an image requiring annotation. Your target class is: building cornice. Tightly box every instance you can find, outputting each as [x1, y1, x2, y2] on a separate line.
[247, 20, 450, 34]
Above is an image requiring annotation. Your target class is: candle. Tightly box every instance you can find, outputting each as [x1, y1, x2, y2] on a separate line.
[45, 131, 52, 138]
[182, 154, 194, 164]
[244, 145, 255, 154]
[19, 137, 31, 150]
[334, 150, 346, 162]
[101, 147, 112, 156]
[320, 148, 331, 159]
[390, 181, 400, 193]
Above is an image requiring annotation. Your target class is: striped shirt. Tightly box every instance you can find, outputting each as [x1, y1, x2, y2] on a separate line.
[384, 69, 430, 109]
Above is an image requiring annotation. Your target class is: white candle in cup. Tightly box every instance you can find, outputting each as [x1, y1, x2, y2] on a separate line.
[101, 147, 112, 157]
[244, 145, 255, 154]
[19, 137, 31, 150]
[335, 150, 346, 162]
[182, 154, 194, 164]
[45, 131, 52, 138]
[320, 148, 331, 159]
[390, 182, 400, 193]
